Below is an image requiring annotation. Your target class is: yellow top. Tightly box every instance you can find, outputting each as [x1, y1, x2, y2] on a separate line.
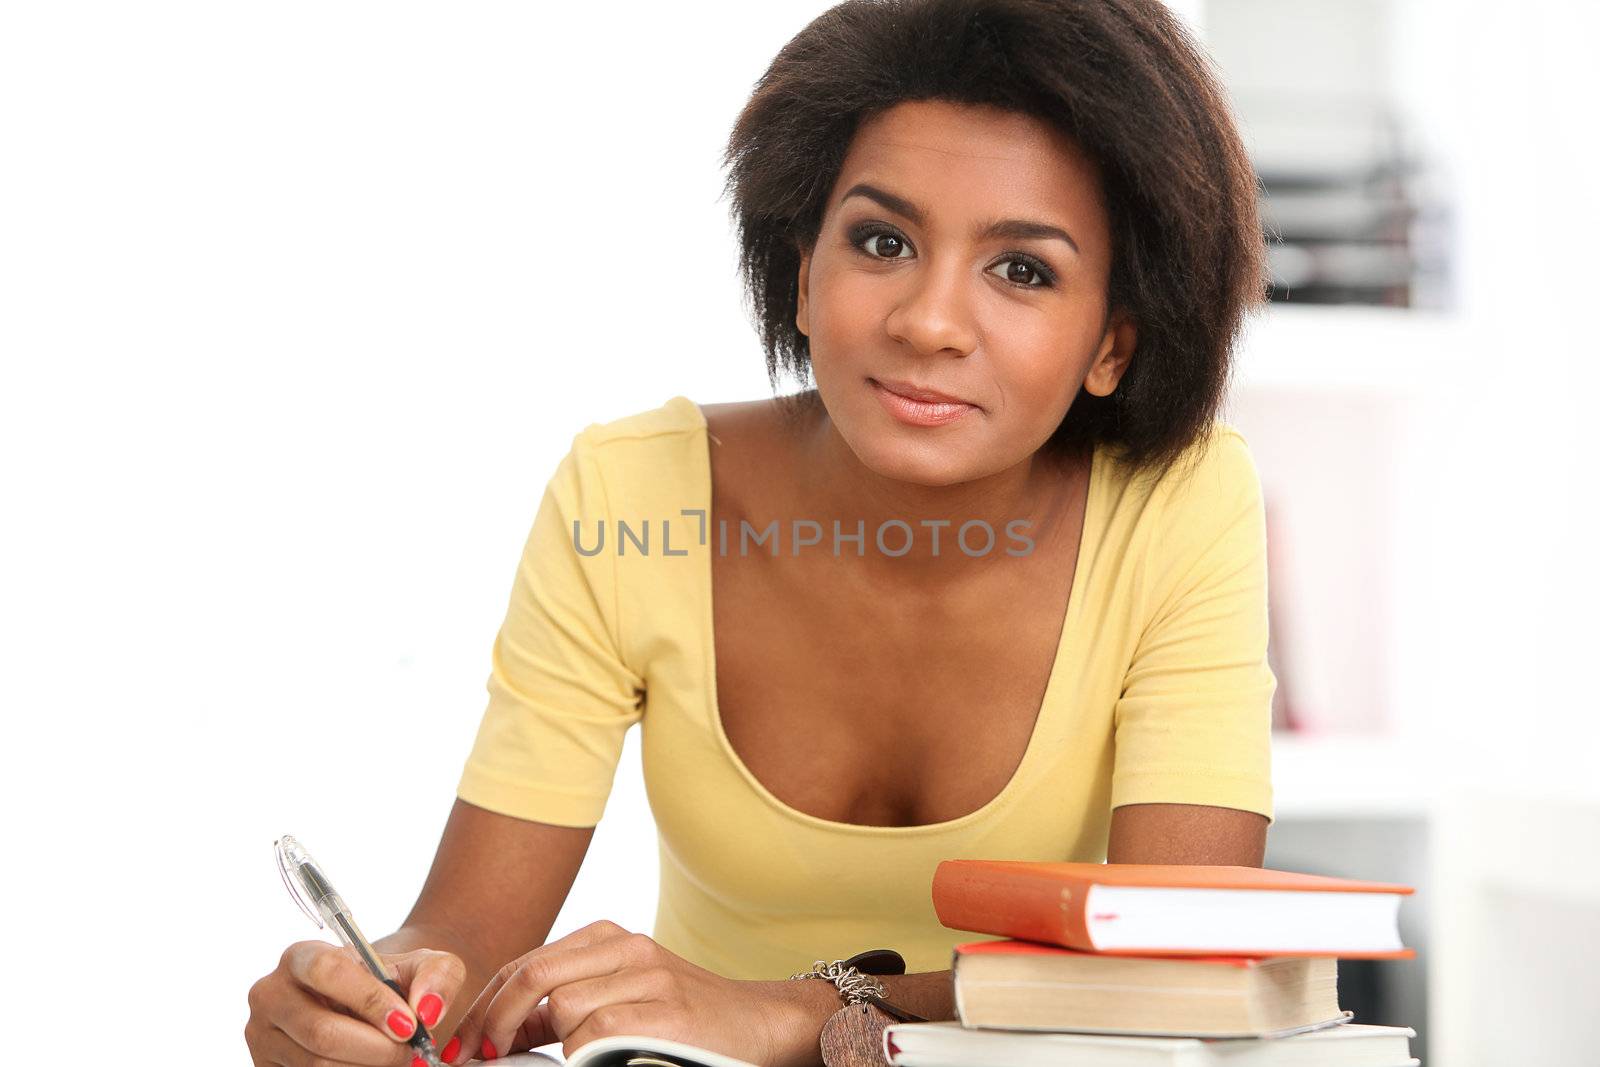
[455, 395, 1275, 980]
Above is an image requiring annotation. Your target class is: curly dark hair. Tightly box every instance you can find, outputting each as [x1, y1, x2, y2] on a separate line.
[720, 0, 1267, 479]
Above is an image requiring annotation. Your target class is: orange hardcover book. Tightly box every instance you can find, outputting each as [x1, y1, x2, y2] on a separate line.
[932, 861, 1415, 959]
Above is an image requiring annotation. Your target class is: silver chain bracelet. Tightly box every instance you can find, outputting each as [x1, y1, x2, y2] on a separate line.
[787, 958, 890, 1006]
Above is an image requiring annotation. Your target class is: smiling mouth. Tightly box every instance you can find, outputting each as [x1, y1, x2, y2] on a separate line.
[869, 377, 977, 407]
[869, 378, 979, 427]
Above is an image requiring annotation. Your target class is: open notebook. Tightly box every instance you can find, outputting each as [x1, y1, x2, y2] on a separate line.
[483, 1036, 758, 1066]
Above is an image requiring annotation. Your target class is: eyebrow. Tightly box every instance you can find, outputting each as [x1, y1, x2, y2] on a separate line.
[839, 182, 1080, 255]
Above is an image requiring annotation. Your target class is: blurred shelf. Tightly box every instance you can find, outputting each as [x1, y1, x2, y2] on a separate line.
[1272, 732, 1433, 821]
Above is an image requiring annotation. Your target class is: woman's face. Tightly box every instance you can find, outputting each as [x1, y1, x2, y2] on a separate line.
[796, 99, 1136, 487]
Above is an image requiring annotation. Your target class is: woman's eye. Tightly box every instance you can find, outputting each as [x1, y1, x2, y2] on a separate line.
[856, 229, 912, 260]
[988, 257, 1055, 288]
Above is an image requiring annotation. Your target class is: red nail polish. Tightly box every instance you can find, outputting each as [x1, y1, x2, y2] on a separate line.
[387, 1009, 416, 1038]
[440, 1035, 461, 1063]
[481, 1036, 499, 1060]
[412, 1057, 426, 1067]
[418, 992, 444, 1028]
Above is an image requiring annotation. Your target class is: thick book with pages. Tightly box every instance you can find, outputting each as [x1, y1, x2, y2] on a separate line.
[952, 939, 1346, 1037]
[882, 1020, 1419, 1067]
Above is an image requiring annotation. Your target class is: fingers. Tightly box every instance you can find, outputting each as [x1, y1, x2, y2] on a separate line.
[250, 1024, 306, 1067]
[562, 1001, 668, 1060]
[541, 966, 672, 1039]
[481, 929, 656, 1058]
[255, 1017, 414, 1067]
[282, 942, 421, 1056]
[517, 1002, 557, 1054]
[386, 948, 467, 1032]
[447, 920, 636, 1064]
[268, 982, 416, 1066]
[474, 1003, 559, 1065]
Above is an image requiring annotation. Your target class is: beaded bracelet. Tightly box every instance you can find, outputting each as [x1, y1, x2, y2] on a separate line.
[788, 951, 927, 1067]
[787, 958, 890, 1007]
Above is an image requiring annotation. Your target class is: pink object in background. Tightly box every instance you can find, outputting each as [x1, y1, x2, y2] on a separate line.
[1232, 387, 1401, 737]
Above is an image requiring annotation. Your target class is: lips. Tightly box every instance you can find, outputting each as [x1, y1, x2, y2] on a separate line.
[870, 377, 977, 408]
[869, 377, 979, 427]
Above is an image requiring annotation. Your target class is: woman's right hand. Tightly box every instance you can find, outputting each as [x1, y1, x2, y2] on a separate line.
[246, 941, 467, 1066]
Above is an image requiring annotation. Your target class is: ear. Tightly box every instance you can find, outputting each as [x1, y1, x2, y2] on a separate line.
[795, 243, 812, 338]
[1084, 308, 1137, 397]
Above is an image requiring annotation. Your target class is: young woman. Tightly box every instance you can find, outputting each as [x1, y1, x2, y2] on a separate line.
[245, 1, 1275, 1064]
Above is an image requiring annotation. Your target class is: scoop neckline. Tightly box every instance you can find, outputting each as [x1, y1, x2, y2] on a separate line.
[675, 394, 1101, 837]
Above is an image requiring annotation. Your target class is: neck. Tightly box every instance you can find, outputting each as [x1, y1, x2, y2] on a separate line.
[791, 399, 1086, 579]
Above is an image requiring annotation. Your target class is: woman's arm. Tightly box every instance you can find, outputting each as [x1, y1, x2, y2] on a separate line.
[373, 797, 596, 1047]
[1106, 801, 1268, 866]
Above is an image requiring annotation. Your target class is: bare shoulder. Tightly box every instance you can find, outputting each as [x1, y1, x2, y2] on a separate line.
[699, 395, 814, 512]
[699, 395, 811, 464]
[698, 396, 786, 443]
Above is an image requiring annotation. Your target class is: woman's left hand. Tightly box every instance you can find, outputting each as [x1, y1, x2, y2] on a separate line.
[444, 919, 831, 1066]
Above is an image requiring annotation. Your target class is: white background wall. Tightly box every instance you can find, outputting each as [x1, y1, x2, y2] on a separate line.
[3, 2, 1597, 1065]
[1, 2, 798, 1058]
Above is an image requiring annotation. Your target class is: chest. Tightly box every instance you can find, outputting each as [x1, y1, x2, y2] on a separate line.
[709, 515, 1086, 829]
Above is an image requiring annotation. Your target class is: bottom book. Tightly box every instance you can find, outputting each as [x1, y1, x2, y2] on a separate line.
[882, 1020, 1418, 1067]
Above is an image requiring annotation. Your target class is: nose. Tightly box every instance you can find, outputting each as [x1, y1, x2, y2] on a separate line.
[882, 254, 979, 359]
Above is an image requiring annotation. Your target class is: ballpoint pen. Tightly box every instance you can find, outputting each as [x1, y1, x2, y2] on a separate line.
[275, 834, 446, 1067]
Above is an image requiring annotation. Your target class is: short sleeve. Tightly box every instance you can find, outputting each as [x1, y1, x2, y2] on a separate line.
[1110, 428, 1276, 821]
[455, 431, 646, 828]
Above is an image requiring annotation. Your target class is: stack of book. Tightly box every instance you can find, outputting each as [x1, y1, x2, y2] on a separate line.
[882, 861, 1420, 1066]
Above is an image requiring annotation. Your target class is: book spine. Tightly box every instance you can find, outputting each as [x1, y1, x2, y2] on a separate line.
[932, 863, 1092, 949]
